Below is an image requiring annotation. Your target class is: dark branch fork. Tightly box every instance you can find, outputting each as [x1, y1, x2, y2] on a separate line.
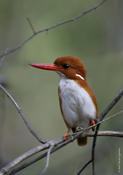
[0, 0, 106, 60]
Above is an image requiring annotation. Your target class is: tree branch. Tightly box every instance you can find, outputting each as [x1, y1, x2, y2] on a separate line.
[0, 48, 9, 67]
[0, 84, 46, 144]
[0, 0, 106, 60]
[0, 108, 123, 175]
[40, 144, 54, 175]
[26, 17, 36, 34]
[2, 130, 123, 175]
[88, 130, 123, 137]
[0, 138, 63, 175]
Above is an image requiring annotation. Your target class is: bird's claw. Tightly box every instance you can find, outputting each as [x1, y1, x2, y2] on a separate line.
[64, 135, 69, 141]
[90, 119, 96, 131]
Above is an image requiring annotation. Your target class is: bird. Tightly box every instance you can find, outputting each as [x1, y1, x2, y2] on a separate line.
[29, 56, 98, 146]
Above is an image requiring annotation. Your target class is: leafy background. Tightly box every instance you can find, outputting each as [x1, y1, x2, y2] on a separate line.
[0, 0, 123, 174]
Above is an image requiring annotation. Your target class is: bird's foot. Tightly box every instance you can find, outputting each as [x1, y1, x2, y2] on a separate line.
[90, 119, 96, 131]
[64, 128, 70, 141]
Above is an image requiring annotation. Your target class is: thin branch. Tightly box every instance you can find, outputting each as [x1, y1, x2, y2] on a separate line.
[0, 84, 46, 144]
[40, 144, 54, 175]
[0, 76, 8, 88]
[0, 48, 9, 66]
[8, 129, 123, 175]
[97, 89, 123, 122]
[77, 160, 92, 175]
[88, 130, 123, 137]
[26, 17, 36, 34]
[72, 110, 123, 137]
[0, 138, 63, 175]
[0, 0, 106, 59]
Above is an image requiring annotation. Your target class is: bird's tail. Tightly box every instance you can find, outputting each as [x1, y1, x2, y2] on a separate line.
[72, 128, 88, 146]
[77, 136, 88, 146]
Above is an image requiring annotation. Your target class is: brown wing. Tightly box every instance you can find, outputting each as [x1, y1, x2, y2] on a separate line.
[75, 79, 98, 118]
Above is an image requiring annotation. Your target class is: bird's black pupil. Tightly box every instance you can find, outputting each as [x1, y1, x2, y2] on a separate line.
[63, 64, 70, 69]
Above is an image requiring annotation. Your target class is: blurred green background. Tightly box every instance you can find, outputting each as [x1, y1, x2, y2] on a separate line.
[0, 0, 123, 174]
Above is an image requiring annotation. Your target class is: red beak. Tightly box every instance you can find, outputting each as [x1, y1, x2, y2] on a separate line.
[29, 63, 59, 71]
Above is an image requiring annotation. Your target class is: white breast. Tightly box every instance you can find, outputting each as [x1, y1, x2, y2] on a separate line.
[59, 78, 96, 129]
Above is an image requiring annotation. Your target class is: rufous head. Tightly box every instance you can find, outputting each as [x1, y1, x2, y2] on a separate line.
[30, 56, 86, 80]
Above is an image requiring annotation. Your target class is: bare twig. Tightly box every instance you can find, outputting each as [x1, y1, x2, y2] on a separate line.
[85, 110, 123, 132]
[0, 0, 106, 59]
[0, 77, 8, 87]
[0, 48, 9, 66]
[0, 138, 63, 175]
[97, 90, 123, 122]
[77, 160, 92, 175]
[40, 144, 54, 175]
[8, 129, 123, 175]
[0, 92, 6, 164]
[26, 17, 36, 34]
[88, 130, 123, 137]
[0, 144, 49, 175]
[0, 84, 46, 144]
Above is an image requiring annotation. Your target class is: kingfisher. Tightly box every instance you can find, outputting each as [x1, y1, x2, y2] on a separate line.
[30, 56, 98, 146]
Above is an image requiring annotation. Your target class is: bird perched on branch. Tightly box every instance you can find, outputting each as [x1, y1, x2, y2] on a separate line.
[30, 56, 98, 146]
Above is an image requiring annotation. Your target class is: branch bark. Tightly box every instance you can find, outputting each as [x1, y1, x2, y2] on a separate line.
[0, 130, 123, 175]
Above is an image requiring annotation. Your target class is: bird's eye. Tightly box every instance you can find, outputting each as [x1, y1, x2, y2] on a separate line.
[62, 64, 70, 69]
